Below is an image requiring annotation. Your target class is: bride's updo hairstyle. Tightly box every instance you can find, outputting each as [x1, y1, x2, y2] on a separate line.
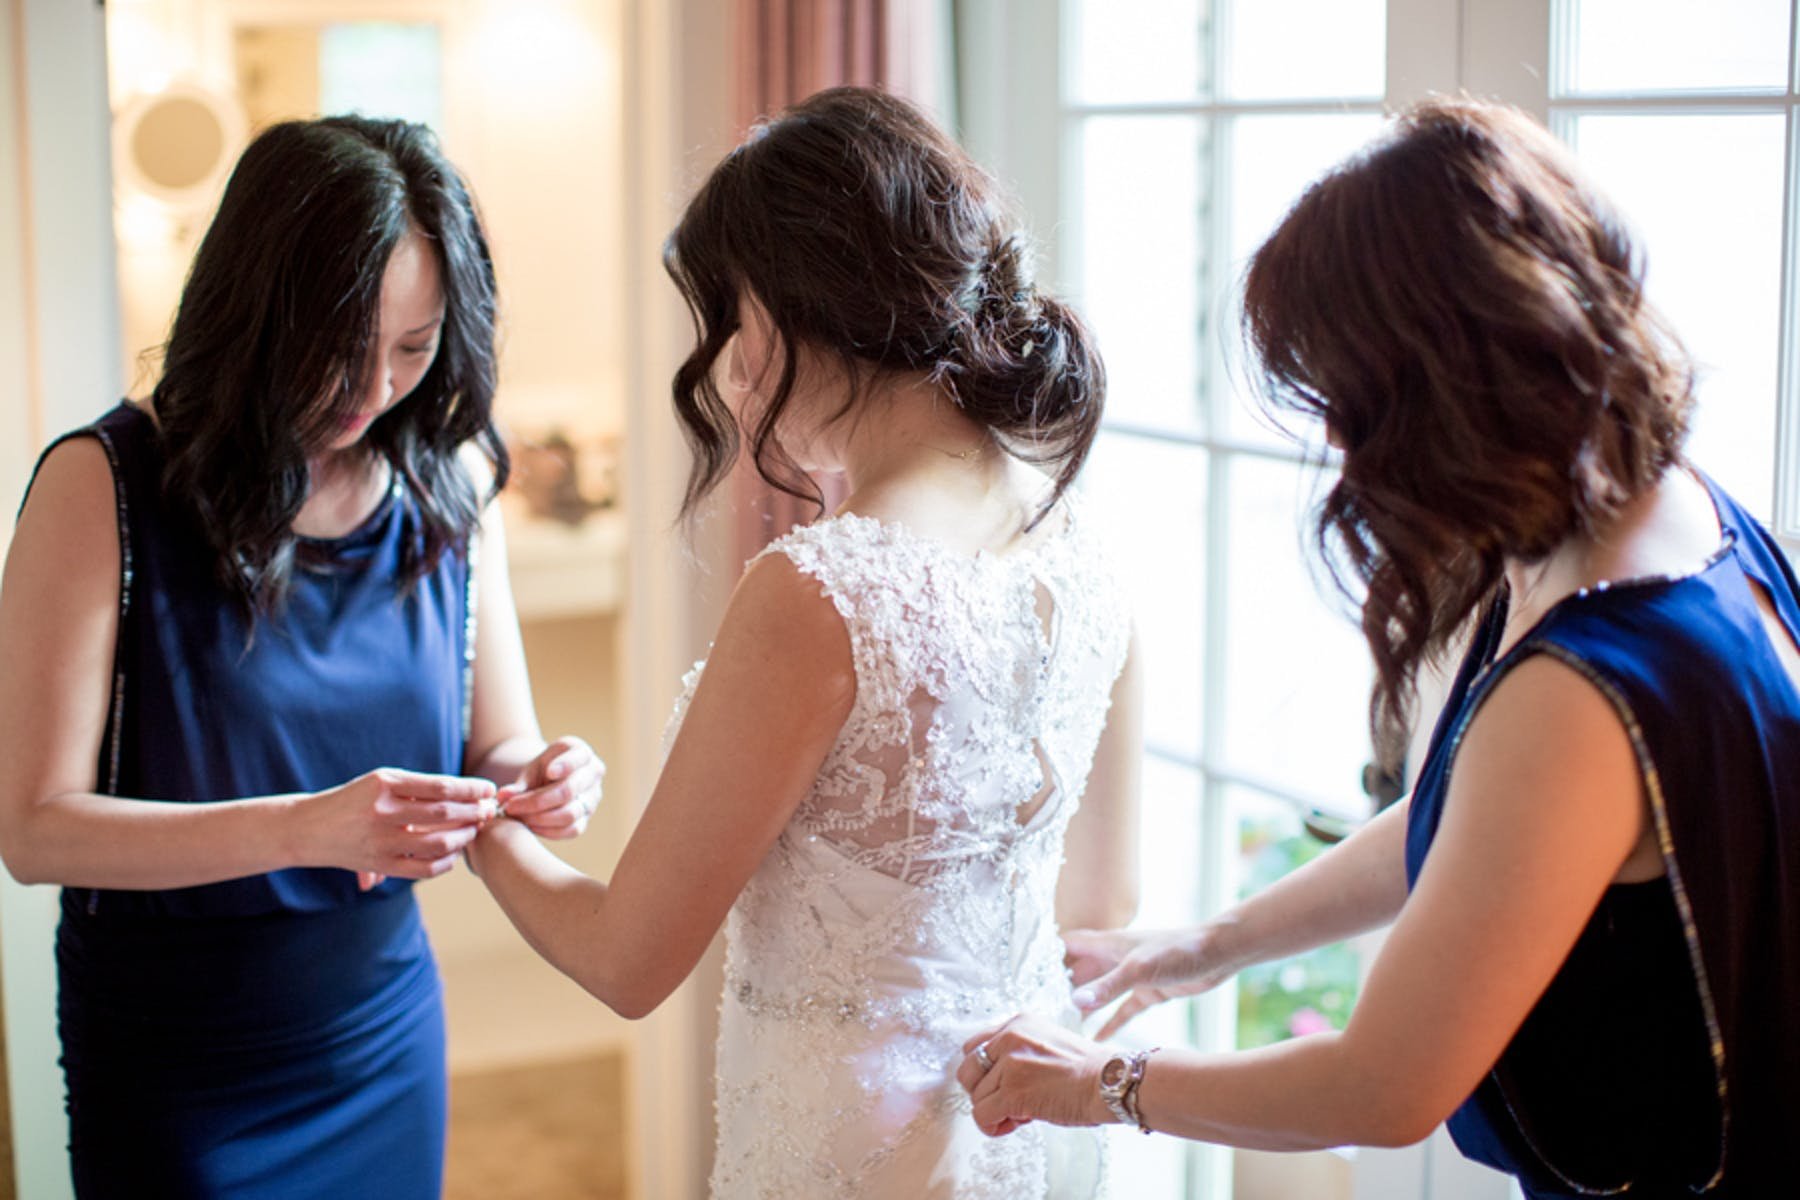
[1242, 97, 1694, 763]
[664, 86, 1104, 525]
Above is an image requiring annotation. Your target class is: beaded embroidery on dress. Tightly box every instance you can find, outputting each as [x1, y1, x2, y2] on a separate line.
[665, 504, 1131, 1199]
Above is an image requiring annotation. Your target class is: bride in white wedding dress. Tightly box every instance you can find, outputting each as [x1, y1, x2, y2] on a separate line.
[468, 86, 1141, 1198]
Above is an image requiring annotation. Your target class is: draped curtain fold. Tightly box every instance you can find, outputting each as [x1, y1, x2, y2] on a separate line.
[727, 0, 943, 564]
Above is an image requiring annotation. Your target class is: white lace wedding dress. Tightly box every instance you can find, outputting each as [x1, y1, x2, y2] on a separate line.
[666, 506, 1131, 1199]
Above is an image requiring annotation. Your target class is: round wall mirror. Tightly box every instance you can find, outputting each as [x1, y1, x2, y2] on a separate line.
[114, 83, 245, 212]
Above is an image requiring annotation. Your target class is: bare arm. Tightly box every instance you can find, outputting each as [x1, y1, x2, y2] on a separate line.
[965, 653, 1647, 1149]
[458, 480, 603, 840]
[0, 439, 495, 889]
[1067, 795, 1409, 1036]
[1063, 641, 1465, 1036]
[1057, 631, 1143, 931]
[466, 553, 856, 1018]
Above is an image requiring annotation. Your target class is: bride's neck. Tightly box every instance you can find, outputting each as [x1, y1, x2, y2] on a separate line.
[834, 377, 998, 498]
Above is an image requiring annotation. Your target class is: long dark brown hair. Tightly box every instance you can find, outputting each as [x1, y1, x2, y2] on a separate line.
[155, 116, 507, 616]
[1243, 97, 1694, 764]
[663, 86, 1104, 523]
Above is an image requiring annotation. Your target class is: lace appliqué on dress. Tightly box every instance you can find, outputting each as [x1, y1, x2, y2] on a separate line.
[667, 509, 1131, 1199]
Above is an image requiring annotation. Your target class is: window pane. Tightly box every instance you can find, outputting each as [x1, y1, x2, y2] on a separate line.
[1569, 114, 1783, 518]
[1077, 116, 1209, 434]
[1081, 434, 1206, 759]
[1223, 0, 1385, 101]
[1126, 759, 1203, 1057]
[1565, 0, 1788, 95]
[1068, 0, 1208, 105]
[1132, 759, 1206, 931]
[1219, 455, 1371, 808]
[1101, 755, 1201, 1194]
[1220, 114, 1385, 447]
[1228, 787, 1361, 1050]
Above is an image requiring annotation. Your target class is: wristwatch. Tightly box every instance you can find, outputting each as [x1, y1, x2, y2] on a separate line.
[1098, 1052, 1134, 1125]
[1097, 1047, 1158, 1133]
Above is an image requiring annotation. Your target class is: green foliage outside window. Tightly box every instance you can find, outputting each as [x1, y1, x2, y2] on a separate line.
[1234, 816, 1361, 1050]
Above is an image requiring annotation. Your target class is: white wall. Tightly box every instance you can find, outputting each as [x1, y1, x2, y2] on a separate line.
[616, 2, 740, 1195]
[0, 1, 121, 1195]
[106, 0, 633, 442]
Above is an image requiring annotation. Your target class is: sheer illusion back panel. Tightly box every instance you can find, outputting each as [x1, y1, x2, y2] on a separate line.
[676, 505, 1131, 1198]
[751, 512, 1122, 887]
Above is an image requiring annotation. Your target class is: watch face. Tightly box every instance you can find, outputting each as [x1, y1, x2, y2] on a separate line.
[1099, 1055, 1129, 1090]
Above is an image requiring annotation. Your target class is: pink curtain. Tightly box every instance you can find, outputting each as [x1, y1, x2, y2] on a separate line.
[727, 0, 943, 564]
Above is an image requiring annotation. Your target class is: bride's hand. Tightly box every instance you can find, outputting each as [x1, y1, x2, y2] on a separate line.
[1066, 924, 1244, 1039]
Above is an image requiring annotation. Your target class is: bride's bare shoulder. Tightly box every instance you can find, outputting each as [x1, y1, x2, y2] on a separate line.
[839, 458, 1056, 557]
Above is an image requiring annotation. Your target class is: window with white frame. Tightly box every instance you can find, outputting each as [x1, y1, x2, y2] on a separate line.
[1552, 0, 1793, 524]
[964, 1, 1796, 1198]
[1059, 3, 1388, 1195]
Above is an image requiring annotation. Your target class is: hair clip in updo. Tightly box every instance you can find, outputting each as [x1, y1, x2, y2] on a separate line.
[1020, 339, 1035, 358]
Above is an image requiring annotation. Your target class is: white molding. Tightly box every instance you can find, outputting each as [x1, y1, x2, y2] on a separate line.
[1775, 0, 1800, 546]
[2, 4, 119, 1191]
[618, 0, 739, 1195]
[958, 0, 1064, 289]
[18, 0, 120, 438]
[1460, 0, 1552, 121]
[3, 4, 119, 1194]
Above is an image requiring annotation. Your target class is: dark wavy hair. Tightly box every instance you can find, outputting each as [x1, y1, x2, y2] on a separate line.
[663, 86, 1104, 524]
[153, 115, 507, 615]
[1243, 97, 1694, 765]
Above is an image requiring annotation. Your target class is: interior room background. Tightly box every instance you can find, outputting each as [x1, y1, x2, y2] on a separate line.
[1, 1, 1789, 1198]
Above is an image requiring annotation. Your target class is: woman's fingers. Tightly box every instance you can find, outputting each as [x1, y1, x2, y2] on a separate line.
[379, 846, 471, 880]
[966, 1029, 1043, 1138]
[377, 768, 497, 804]
[957, 1014, 1111, 1136]
[537, 740, 592, 783]
[387, 795, 498, 829]
[524, 737, 600, 789]
[971, 1077, 1022, 1138]
[1093, 991, 1154, 1041]
[1071, 960, 1137, 1014]
[501, 762, 603, 839]
[379, 823, 479, 870]
[501, 777, 577, 817]
[409, 825, 480, 859]
[961, 1016, 1014, 1057]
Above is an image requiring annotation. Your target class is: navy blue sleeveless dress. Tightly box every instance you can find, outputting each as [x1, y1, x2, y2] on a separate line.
[1406, 473, 1799, 1198]
[35, 403, 474, 1198]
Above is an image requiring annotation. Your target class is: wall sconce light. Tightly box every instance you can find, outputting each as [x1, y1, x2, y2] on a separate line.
[111, 80, 245, 244]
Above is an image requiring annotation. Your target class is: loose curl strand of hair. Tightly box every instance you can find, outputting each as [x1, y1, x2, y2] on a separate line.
[1242, 97, 1694, 767]
[663, 86, 1104, 529]
[154, 115, 508, 618]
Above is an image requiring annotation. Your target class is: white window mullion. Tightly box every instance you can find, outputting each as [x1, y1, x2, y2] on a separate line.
[1192, 3, 1237, 1186]
[1775, 3, 1800, 547]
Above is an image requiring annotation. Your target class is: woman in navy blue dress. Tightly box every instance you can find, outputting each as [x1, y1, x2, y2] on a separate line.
[958, 100, 1797, 1194]
[0, 117, 603, 1197]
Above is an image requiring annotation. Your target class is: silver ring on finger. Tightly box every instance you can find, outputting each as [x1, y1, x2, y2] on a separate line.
[974, 1041, 995, 1073]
